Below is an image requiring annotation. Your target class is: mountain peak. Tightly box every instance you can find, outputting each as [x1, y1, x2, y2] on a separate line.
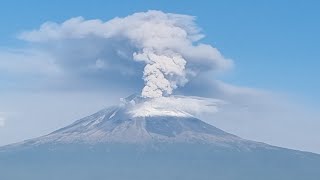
[1, 95, 319, 180]
[7, 94, 267, 150]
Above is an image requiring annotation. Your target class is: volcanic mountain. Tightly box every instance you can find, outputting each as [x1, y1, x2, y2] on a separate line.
[0, 94, 319, 180]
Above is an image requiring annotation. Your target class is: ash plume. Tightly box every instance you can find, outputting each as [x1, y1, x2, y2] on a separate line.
[133, 49, 187, 98]
[19, 10, 233, 98]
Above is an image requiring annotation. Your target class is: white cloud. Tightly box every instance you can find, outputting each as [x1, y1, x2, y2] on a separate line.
[128, 95, 223, 117]
[17, 10, 232, 97]
[0, 49, 61, 76]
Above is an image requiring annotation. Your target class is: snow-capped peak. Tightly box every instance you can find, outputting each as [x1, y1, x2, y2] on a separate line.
[8, 94, 266, 149]
[121, 94, 223, 118]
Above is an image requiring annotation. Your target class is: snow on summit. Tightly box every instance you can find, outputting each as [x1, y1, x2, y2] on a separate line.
[126, 94, 223, 117]
[5, 94, 263, 148]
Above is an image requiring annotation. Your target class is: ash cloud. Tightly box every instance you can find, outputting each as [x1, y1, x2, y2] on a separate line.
[133, 49, 188, 97]
[19, 10, 232, 98]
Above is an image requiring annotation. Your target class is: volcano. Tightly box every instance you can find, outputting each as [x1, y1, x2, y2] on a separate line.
[1, 94, 320, 180]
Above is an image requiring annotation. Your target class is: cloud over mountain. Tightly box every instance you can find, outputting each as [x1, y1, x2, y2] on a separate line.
[18, 10, 232, 97]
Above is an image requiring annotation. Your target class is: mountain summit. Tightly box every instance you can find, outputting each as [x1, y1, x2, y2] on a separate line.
[1, 94, 320, 180]
[10, 94, 263, 150]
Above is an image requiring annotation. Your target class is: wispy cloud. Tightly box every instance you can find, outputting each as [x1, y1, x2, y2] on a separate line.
[0, 113, 5, 127]
[128, 95, 223, 117]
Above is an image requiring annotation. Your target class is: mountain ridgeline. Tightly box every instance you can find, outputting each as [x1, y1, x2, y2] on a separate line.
[0, 95, 319, 180]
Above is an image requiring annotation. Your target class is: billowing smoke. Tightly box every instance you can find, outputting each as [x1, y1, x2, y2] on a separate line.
[19, 10, 232, 98]
[133, 49, 187, 98]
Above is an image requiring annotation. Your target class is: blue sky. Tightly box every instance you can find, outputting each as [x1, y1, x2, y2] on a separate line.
[0, 0, 320, 153]
[1, 0, 319, 102]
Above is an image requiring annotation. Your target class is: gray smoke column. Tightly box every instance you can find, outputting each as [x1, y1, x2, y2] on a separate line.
[133, 48, 187, 98]
[19, 10, 233, 98]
